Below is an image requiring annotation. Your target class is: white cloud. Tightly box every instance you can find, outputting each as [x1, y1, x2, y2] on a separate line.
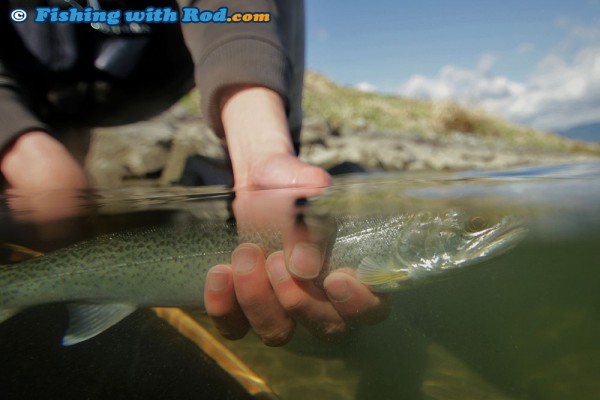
[399, 22, 600, 131]
[355, 81, 377, 92]
[400, 60, 525, 104]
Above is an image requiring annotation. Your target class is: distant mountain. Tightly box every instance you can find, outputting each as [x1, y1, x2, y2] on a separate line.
[557, 122, 600, 143]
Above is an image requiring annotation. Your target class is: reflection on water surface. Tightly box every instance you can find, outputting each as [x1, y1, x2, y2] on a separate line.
[1, 162, 599, 399]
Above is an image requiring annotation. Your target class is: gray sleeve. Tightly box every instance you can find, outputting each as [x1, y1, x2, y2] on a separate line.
[176, 0, 305, 148]
[0, 59, 51, 152]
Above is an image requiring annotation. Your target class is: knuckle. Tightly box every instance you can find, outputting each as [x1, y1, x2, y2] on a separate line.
[238, 294, 262, 310]
[279, 292, 307, 313]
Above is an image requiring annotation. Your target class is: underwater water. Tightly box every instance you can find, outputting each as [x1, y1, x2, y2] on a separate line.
[1, 162, 599, 400]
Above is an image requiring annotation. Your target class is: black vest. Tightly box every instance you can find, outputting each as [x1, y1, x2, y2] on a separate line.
[1, 0, 194, 127]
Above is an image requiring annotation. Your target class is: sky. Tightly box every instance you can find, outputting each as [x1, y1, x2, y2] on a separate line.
[305, 0, 600, 132]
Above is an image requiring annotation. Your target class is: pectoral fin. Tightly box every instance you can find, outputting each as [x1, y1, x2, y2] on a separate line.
[357, 256, 409, 286]
[63, 304, 136, 346]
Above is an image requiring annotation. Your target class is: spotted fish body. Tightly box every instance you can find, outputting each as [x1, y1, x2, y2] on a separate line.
[0, 211, 525, 344]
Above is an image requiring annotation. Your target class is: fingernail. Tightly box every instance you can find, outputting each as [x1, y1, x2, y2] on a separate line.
[289, 243, 322, 279]
[326, 276, 352, 303]
[232, 245, 258, 274]
[207, 270, 229, 292]
[267, 254, 290, 282]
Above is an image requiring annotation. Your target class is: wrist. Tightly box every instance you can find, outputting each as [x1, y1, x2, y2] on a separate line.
[220, 86, 294, 187]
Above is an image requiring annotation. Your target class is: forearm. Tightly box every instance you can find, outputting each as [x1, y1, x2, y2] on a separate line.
[176, 0, 305, 142]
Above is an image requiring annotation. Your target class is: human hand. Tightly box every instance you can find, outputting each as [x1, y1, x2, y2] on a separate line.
[1, 130, 89, 222]
[204, 167, 390, 346]
[203, 86, 389, 345]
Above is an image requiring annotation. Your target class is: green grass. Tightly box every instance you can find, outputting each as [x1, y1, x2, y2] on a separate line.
[177, 88, 201, 113]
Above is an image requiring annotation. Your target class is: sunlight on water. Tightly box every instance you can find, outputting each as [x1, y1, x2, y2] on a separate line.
[1, 162, 599, 399]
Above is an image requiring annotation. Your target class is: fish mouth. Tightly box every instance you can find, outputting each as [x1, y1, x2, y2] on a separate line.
[464, 217, 528, 260]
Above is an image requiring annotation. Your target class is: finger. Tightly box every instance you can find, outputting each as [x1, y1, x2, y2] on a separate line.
[283, 215, 337, 280]
[286, 242, 322, 280]
[232, 188, 302, 235]
[232, 184, 332, 281]
[204, 264, 250, 340]
[231, 244, 295, 346]
[266, 251, 347, 342]
[323, 269, 391, 325]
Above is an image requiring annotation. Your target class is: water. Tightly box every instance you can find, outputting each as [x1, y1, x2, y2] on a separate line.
[1, 162, 599, 400]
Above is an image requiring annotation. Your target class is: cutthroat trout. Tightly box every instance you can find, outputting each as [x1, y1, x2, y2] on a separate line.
[0, 210, 526, 345]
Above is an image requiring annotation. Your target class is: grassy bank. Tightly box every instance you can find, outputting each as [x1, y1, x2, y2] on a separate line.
[303, 72, 599, 155]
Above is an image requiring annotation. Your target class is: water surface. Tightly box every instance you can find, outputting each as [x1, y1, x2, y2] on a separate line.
[1, 162, 599, 400]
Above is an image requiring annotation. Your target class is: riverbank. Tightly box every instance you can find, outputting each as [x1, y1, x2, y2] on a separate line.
[85, 72, 599, 187]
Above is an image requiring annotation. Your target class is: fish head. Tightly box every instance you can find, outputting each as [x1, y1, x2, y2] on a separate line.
[451, 213, 528, 266]
[358, 210, 527, 292]
[394, 210, 527, 274]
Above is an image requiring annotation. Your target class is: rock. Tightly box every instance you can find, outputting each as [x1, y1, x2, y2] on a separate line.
[85, 101, 227, 187]
[85, 106, 599, 188]
[159, 121, 225, 185]
[301, 117, 331, 144]
[86, 121, 174, 187]
[338, 118, 374, 137]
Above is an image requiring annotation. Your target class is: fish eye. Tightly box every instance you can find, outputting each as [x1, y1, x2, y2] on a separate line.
[466, 216, 488, 232]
